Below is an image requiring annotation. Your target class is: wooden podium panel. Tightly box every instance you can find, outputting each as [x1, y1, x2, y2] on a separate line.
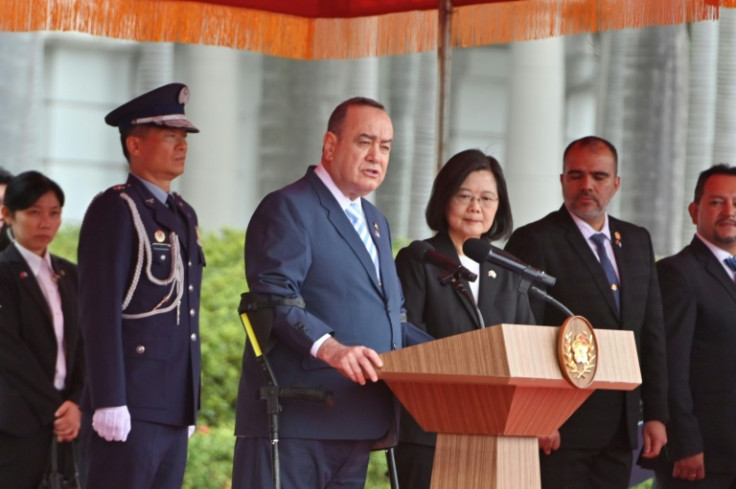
[378, 323, 642, 489]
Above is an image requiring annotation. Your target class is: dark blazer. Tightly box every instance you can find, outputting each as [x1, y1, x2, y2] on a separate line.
[235, 166, 429, 442]
[394, 232, 535, 446]
[505, 206, 668, 449]
[78, 174, 204, 427]
[656, 237, 736, 473]
[0, 245, 84, 437]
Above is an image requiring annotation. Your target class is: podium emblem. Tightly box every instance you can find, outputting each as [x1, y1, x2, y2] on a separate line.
[558, 316, 598, 388]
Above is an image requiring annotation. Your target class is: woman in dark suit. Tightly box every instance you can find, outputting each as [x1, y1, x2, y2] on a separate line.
[0, 171, 84, 488]
[394, 149, 535, 489]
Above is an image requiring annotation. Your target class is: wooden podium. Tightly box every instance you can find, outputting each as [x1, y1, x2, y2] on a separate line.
[377, 323, 642, 489]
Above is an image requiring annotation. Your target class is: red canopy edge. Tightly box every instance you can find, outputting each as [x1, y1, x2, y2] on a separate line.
[0, 0, 728, 60]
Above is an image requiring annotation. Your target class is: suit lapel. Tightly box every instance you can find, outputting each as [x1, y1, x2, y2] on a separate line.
[691, 237, 736, 302]
[432, 234, 482, 328]
[5, 246, 53, 324]
[310, 172, 382, 290]
[558, 208, 620, 321]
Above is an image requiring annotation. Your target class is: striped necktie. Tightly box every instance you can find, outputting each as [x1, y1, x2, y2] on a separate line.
[345, 202, 380, 278]
[590, 233, 620, 312]
[724, 256, 736, 275]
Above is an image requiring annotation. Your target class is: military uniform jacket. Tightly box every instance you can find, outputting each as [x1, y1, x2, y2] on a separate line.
[0, 246, 84, 436]
[78, 174, 204, 427]
[505, 206, 668, 449]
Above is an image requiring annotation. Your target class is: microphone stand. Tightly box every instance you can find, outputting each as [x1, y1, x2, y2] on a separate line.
[516, 278, 574, 318]
[438, 269, 485, 330]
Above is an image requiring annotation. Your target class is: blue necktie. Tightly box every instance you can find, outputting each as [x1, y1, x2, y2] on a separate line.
[345, 202, 380, 278]
[724, 257, 736, 273]
[590, 233, 620, 312]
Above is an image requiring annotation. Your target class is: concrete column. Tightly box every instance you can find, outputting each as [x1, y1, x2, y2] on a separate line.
[178, 45, 260, 230]
[504, 38, 565, 229]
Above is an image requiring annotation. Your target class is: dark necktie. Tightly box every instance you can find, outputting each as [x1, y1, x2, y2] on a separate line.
[724, 256, 736, 273]
[590, 233, 620, 312]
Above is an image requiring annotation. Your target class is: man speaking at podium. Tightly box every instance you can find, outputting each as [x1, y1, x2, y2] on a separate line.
[232, 97, 429, 489]
[505, 136, 668, 489]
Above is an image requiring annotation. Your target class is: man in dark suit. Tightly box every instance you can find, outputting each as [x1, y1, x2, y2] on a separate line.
[505, 136, 668, 489]
[77, 83, 205, 489]
[654, 164, 736, 488]
[232, 97, 430, 489]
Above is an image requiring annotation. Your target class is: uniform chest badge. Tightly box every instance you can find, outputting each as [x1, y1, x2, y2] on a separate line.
[154, 230, 166, 243]
[558, 316, 598, 388]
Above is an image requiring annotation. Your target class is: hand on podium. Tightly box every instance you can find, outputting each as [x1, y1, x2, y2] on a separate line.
[317, 337, 383, 385]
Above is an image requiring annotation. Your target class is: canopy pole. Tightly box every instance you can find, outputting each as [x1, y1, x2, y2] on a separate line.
[436, 0, 453, 172]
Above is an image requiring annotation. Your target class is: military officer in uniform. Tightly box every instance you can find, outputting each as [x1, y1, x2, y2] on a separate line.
[77, 83, 205, 489]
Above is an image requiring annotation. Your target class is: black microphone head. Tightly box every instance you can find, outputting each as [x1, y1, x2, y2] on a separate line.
[462, 238, 491, 264]
[408, 240, 434, 262]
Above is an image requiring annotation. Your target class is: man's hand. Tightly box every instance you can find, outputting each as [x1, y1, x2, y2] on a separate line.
[54, 401, 81, 442]
[92, 405, 131, 442]
[539, 430, 560, 455]
[640, 420, 667, 458]
[673, 453, 705, 481]
[316, 337, 383, 385]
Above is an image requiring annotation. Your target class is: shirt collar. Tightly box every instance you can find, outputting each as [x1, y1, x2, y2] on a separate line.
[13, 240, 52, 276]
[314, 163, 362, 212]
[566, 207, 612, 242]
[695, 233, 734, 263]
[131, 173, 170, 205]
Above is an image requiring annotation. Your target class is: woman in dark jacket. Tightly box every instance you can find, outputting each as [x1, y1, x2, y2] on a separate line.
[394, 149, 535, 489]
[0, 171, 84, 488]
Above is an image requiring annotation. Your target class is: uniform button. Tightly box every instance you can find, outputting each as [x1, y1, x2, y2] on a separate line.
[160, 254, 166, 261]
[391, 342, 397, 350]
[190, 333, 198, 342]
[190, 309, 196, 316]
[188, 261, 192, 267]
[136, 345, 146, 354]
[188, 284, 194, 292]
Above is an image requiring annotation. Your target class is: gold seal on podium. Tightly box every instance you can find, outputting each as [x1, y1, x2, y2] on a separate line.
[558, 316, 598, 388]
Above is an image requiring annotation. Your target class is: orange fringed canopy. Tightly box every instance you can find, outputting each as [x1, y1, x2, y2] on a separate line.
[1, 0, 734, 59]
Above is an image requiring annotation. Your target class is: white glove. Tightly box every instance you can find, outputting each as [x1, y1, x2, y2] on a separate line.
[92, 405, 131, 442]
[188, 425, 196, 438]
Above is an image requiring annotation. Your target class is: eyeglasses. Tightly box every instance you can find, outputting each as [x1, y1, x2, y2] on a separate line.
[452, 192, 499, 209]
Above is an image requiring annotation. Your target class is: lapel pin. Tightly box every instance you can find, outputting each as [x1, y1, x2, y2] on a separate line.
[613, 231, 622, 248]
[373, 222, 380, 238]
[488, 269, 497, 279]
[19, 271, 27, 279]
[145, 198, 155, 205]
[154, 230, 166, 243]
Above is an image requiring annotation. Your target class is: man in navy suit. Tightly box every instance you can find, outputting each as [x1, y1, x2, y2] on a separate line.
[232, 97, 430, 489]
[505, 136, 668, 489]
[654, 164, 736, 488]
[77, 83, 205, 489]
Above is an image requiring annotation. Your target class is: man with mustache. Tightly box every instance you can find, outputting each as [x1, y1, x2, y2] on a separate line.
[505, 136, 668, 489]
[653, 165, 736, 488]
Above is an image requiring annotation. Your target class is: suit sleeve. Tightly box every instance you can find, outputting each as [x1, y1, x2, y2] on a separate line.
[657, 257, 701, 459]
[638, 233, 669, 424]
[394, 247, 430, 334]
[245, 192, 334, 355]
[77, 192, 133, 409]
[504, 227, 547, 324]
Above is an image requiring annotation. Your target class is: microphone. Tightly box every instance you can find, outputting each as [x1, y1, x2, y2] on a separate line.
[408, 240, 477, 282]
[462, 238, 556, 287]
